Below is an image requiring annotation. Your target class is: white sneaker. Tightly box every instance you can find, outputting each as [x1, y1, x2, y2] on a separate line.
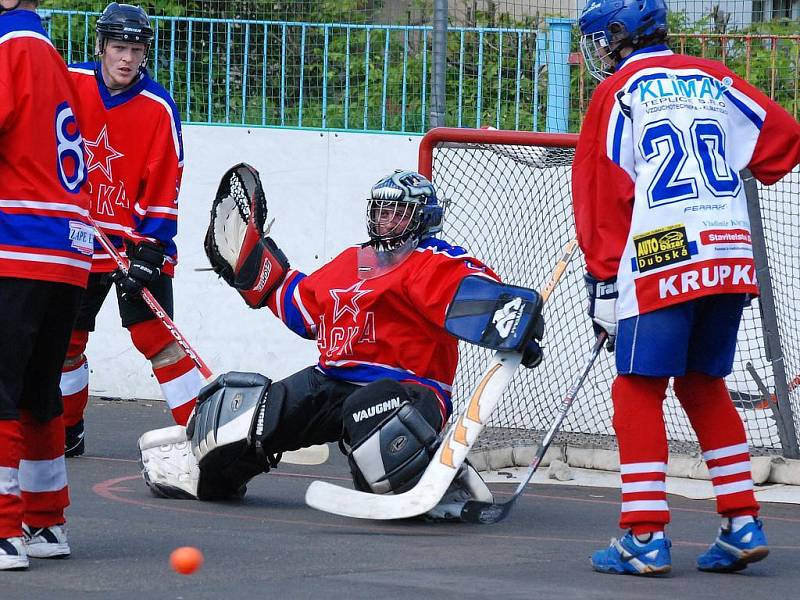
[139, 425, 199, 499]
[0, 537, 29, 570]
[22, 524, 70, 559]
[424, 462, 493, 522]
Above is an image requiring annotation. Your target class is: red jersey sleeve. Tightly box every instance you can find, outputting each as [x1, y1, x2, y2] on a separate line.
[571, 84, 635, 280]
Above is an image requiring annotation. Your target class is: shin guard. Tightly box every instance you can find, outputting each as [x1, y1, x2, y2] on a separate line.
[674, 372, 759, 519]
[129, 320, 204, 425]
[19, 411, 68, 529]
[612, 374, 671, 534]
[60, 330, 89, 428]
[0, 419, 23, 538]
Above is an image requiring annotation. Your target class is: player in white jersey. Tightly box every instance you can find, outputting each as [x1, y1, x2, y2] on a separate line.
[573, 0, 800, 576]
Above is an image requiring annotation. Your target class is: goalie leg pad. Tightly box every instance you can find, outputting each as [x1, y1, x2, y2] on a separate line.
[342, 380, 441, 495]
[138, 425, 199, 499]
[187, 371, 277, 500]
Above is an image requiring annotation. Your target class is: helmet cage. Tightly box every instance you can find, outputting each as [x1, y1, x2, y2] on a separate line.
[367, 199, 423, 249]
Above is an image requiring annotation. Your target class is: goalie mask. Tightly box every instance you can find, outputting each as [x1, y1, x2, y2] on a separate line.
[359, 170, 445, 279]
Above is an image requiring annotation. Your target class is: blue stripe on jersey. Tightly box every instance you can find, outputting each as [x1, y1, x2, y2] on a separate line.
[722, 91, 763, 129]
[318, 363, 453, 416]
[611, 112, 625, 166]
[137, 216, 178, 256]
[418, 237, 468, 257]
[281, 273, 315, 339]
[0, 213, 88, 255]
[0, 9, 47, 38]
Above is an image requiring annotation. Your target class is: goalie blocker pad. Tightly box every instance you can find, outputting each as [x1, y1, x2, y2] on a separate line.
[445, 276, 544, 351]
[186, 371, 279, 500]
[205, 163, 290, 308]
[342, 380, 441, 495]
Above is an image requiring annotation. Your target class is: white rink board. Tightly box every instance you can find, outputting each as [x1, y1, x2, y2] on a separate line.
[87, 126, 420, 400]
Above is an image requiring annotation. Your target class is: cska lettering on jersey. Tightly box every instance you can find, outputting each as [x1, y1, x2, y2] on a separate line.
[265, 239, 500, 420]
[68, 62, 183, 275]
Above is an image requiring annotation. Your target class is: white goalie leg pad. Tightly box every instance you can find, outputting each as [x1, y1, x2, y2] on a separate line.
[424, 462, 493, 522]
[138, 425, 199, 499]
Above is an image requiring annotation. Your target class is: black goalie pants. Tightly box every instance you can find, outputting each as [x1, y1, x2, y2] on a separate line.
[260, 366, 442, 455]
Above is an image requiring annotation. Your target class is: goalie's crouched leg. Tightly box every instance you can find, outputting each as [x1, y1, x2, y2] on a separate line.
[139, 371, 280, 500]
[342, 379, 443, 495]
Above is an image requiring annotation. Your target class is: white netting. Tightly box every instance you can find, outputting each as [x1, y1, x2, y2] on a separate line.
[423, 129, 799, 463]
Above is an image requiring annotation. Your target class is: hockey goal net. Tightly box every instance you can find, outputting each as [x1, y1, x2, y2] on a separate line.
[419, 127, 800, 468]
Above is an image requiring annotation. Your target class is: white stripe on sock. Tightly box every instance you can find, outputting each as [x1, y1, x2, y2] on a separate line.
[18, 457, 67, 493]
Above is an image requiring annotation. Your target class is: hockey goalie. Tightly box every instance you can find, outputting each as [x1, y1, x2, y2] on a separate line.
[138, 165, 545, 520]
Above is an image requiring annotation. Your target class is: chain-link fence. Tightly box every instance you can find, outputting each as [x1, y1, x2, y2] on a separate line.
[42, 1, 800, 132]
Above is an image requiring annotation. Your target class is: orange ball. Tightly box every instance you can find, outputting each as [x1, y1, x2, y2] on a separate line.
[170, 546, 204, 575]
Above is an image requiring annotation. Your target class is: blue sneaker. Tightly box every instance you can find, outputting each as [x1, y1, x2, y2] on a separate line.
[592, 532, 672, 576]
[697, 519, 769, 572]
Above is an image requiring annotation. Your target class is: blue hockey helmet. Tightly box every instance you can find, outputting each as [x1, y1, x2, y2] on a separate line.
[367, 170, 445, 249]
[579, 0, 668, 80]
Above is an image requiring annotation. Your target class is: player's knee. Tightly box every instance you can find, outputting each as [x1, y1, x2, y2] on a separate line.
[341, 379, 441, 495]
[63, 330, 89, 367]
[149, 341, 186, 368]
[187, 371, 277, 500]
[674, 371, 728, 407]
[128, 319, 174, 360]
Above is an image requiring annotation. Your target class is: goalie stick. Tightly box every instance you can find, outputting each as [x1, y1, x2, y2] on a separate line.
[88, 217, 329, 466]
[304, 239, 579, 519]
[459, 332, 606, 524]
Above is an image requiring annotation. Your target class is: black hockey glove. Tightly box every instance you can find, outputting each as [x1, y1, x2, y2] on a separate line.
[113, 240, 165, 302]
[521, 338, 544, 369]
[585, 272, 617, 352]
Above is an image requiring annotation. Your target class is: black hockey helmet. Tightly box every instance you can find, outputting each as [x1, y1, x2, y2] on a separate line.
[96, 3, 153, 54]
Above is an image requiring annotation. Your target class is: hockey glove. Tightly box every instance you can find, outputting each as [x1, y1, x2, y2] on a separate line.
[584, 272, 617, 351]
[113, 240, 165, 302]
[521, 339, 544, 369]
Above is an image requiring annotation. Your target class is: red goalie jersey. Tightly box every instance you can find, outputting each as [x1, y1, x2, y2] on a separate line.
[0, 10, 91, 288]
[68, 62, 183, 275]
[266, 238, 499, 420]
[572, 46, 800, 319]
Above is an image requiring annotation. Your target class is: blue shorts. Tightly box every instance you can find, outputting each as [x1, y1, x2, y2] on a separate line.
[615, 294, 747, 378]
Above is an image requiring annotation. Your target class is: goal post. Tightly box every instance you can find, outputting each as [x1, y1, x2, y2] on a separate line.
[418, 127, 800, 471]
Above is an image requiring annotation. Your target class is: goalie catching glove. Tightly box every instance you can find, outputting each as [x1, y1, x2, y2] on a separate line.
[205, 163, 289, 308]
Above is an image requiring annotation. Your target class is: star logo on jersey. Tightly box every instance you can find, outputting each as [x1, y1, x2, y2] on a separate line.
[84, 125, 124, 181]
[330, 280, 373, 323]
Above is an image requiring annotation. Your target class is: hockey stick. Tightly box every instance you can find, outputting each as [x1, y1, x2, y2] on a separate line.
[88, 218, 329, 466]
[459, 332, 606, 524]
[87, 215, 214, 380]
[304, 239, 579, 519]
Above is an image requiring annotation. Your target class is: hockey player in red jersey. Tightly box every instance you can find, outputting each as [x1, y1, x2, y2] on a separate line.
[0, 0, 91, 570]
[573, 0, 800, 576]
[60, 3, 203, 456]
[138, 167, 546, 521]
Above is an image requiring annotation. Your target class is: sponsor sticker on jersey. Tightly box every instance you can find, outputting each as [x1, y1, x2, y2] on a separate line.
[632, 224, 693, 273]
[699, 228, 752, 245]
[68, 221, 95, 255]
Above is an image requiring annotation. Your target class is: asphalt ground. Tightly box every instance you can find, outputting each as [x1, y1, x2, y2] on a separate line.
[5, 396, 800, 600]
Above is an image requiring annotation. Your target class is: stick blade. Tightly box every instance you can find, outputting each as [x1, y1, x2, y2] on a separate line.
[305, 480, 441, 520]
[282, 444, 329, 466]
[459, 499, 512, 524]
